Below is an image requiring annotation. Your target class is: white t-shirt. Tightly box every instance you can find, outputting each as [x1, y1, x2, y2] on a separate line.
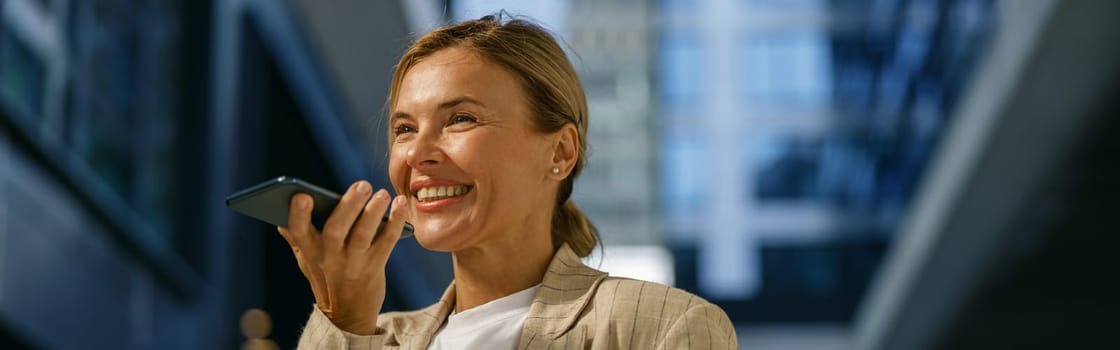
[427, 284, 541, 350]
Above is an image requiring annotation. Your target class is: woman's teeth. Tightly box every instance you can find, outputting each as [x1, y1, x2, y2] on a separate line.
[416, 185, 471, 202]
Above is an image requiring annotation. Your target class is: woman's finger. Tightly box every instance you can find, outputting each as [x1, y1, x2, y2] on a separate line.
[322, 181, 373, 252]
[279, 221, 329, 309]
[277, 226, 308, 272]
[284, 196, 329, 303]
[287, 193, 317, 247]
[277, 226, 297, 248]
[348, 189, 391, 254]
[281, 227, 314, 279]
[277, 226, 310, 267]
[368, 195, 407, 264]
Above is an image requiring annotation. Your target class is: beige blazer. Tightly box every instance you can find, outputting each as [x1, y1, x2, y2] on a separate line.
[297, 243, 738, 349]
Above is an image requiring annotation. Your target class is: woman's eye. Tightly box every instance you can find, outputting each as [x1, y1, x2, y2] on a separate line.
[395, 125, 416, 135]
[451, 114, 476, 125]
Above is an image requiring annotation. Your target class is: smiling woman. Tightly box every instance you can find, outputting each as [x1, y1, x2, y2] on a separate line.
[280, 14, 737, 350]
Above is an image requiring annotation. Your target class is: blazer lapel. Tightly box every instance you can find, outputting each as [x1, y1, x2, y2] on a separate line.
[519, 243, 609, 349]
[389, 283, 455, 349]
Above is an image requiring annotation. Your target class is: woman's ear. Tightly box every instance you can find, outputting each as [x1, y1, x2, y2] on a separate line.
[550, 123, 580, 179]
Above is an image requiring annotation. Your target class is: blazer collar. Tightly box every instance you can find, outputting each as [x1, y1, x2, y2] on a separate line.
[521, 243, 609, 339]
[407, 243, 608, 345]
[388, 282, 455, 347]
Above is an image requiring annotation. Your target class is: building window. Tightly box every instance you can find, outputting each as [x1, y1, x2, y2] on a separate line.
[657, 32, 702, 114]
[660, 131, 707, 216]
[740, 30, 832, 109]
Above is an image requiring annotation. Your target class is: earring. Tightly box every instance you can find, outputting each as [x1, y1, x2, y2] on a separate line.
[551, 167, 561, 174]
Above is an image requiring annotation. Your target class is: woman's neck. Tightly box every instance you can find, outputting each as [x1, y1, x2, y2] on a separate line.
[450, 231, 554, 313]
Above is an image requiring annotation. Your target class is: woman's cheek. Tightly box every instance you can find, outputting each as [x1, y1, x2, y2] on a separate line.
[388, 151, 408, 193]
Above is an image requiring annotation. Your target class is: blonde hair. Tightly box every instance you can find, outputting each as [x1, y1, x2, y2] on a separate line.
[388, 14, 599, 257]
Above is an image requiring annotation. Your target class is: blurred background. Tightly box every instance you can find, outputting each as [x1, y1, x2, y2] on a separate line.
[0, 0, 1117, 348]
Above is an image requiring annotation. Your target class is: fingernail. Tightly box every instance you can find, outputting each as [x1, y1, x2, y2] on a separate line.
[297, 197, 308, 209]
[375, 189, 389, 199]
[393, 195, 406, 207]
[355, 181, 369, 194]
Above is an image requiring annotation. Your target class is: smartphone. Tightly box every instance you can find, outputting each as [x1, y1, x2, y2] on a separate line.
[225, 176, 413, 238]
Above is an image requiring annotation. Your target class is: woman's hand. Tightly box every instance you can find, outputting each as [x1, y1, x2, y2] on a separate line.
[276, 181, 408, 335]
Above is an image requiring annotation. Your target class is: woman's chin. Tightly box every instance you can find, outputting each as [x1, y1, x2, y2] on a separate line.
[412, 220, 472, 252]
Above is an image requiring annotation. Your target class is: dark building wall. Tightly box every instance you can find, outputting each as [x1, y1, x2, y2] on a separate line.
[0, 129, 200, 349]
[0, 0, 442, 348]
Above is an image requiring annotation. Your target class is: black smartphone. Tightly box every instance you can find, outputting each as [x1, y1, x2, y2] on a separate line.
[225, 176, 413, 238]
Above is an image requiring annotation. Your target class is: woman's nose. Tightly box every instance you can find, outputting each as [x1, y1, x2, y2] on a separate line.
[406, 131, 443, 168]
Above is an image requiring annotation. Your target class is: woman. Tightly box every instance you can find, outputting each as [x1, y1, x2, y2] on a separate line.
[278, 14, 737, 349]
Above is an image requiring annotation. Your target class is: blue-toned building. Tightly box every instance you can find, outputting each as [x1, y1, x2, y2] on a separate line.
[3, 0, 1119, 349]
[655, 0, 994, 322]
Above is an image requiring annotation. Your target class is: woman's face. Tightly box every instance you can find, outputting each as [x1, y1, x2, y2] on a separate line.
[388, 47, 559, 252]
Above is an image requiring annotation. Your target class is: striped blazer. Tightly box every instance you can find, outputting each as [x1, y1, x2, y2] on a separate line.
[297, 243, 738, 349]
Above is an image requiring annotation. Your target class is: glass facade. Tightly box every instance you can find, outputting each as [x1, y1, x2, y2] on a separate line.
[0, 0, 200, 252]
[658, 0, 995, 320]
[67, 0, 186, 239]
[0, 29, 46, 118]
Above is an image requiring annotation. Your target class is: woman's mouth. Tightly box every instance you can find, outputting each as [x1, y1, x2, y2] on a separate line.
[415, 185, 473, 202]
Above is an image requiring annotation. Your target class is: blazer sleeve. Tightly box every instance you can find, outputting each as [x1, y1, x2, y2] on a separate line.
[657, 301, 739, 349]
[296, 305, 388, 350]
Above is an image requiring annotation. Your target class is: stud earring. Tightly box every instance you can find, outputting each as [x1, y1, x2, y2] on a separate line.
[551, 167, 561, 174]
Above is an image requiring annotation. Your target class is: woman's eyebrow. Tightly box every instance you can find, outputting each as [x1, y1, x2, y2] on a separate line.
[391, 96, 486, 121]
[390, 111, 413, 122]
[438, 96, 486, 110]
